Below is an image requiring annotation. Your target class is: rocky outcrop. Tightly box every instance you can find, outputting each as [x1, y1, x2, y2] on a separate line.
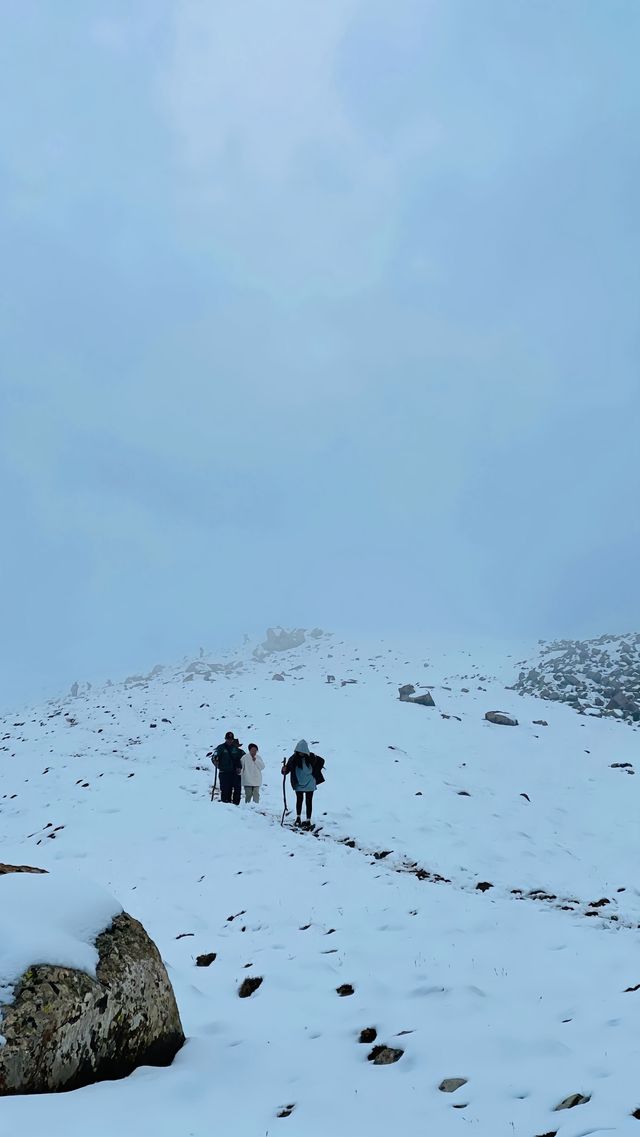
[513, 633, 640, 723]
[0, 912, 184, 1095]
[261, 627, 306, 653]
[185, 660, 241, 679]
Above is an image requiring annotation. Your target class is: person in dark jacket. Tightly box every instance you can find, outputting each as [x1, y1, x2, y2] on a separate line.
[213, 732, 245, 805]
[282, 739, 325, 828]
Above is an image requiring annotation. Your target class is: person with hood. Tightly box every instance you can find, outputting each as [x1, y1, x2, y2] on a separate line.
[281, 740, 325, 828]
[242, 743, 265, 803]
[213, 731, 245, 805]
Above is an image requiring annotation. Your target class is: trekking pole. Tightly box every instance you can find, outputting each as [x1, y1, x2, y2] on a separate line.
[280, 770, 289, 827]
[210, 765, 218, 802]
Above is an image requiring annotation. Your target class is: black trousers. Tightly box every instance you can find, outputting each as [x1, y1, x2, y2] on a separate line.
[220, 771, 242, 805]
[296, 791, 314, 819]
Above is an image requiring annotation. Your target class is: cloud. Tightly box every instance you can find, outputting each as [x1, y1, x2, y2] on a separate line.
[159, 0, 437, 293]
[1, 0, 639, 702]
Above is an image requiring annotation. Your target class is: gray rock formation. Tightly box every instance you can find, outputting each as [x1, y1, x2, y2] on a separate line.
[0, 911, 184, 1095]
[260, 627, 306, 653]
[399, 685, 435, 707]
[554, 1092, 590, 1110]
[411, 693, 436, 707]
[485, 711, 519, 726]
[398, 684, 416, 700]
[513, 633, 640, 723]
[439, 1077, 468, 1093]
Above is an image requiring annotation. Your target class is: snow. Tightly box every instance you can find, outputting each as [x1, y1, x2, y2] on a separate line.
[0, 632, 639, 1135]
[0, 872, 122, 1008]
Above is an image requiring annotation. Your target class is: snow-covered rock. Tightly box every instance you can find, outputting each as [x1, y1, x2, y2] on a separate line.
[0, 871, 184, 1095]
[484, 710, 519, 726]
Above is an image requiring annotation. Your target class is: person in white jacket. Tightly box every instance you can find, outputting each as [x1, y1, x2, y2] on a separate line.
[241, 743, 265, 803]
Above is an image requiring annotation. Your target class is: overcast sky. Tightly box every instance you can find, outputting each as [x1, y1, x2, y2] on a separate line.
[1, 0, 639, 703]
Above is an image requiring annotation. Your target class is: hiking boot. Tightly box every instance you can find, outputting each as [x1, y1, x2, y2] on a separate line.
[302, 819, 312, 830]
[294, 817, 302, 827]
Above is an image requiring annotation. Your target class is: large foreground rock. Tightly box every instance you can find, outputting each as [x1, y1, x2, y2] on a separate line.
[0, 911, 184, 1095]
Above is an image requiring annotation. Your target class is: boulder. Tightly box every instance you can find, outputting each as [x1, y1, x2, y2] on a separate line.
[398, 684, 416, 700]
[399, 685, 436, 708]
[439, 1077, 468, 1093]
[272, 673, 285, 682]
[411, 693, 436, 707]
[485, 711, 519, 727]
[554, 1093, 590, 1111]
[0, 907, 184, 1095]
[368, 1045, 403, 1065]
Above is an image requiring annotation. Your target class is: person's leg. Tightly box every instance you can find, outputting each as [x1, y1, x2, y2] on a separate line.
[252, 786, 260, 803]
[232, 774, 242, 805]
[305, 791, 313, 821]
[219, 772, 231, 803]
[295, 791, 303, 824]
[244, 786, 252, 803]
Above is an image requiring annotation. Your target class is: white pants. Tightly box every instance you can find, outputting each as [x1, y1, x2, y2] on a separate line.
[244, 786, 260, 803]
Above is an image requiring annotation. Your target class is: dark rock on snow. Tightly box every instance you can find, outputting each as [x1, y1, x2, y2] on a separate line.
[238, 976, 263, 998]
[485, 711, 519, 726]
[554, 1093, 591, 1110]
[0, 864, 47, 876]
[439, 1077, 468, 1093]
[398, 684, 416, 700]
[399, 685, 436, 707]
[368, 1045, 403, 1065]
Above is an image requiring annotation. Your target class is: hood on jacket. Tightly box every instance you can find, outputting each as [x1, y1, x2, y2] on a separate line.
[295, 739, 310, 755]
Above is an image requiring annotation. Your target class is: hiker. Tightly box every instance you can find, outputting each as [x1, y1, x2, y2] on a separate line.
[242, 743, 265, 803]
[213, 731, 244, 805]
[282, 740, 325, 828]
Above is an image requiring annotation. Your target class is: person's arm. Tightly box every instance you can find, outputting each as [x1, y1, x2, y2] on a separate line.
[257, 756, 265, 771]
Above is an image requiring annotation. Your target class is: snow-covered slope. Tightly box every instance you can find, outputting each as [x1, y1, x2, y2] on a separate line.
[1, 631, 639, 1136]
